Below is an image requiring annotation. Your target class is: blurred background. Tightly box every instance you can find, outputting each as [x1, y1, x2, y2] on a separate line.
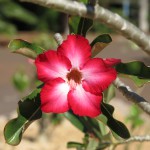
[0, 0, 150, 150]
[0, 0, 150, 36]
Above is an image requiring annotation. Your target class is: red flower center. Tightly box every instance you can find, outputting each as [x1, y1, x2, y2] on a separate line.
[67, 68, 82, 89]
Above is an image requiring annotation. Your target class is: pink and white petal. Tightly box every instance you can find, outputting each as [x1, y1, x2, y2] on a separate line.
[82, 80, 101, 95]
[81, 58, 107, 72]
[83, 69, 117, 94]
[103, 58, 121, 67]
[40, 78, 70, 113]
[35, 50, 72, 82]
[81, 58, 117, 94]
[57, 35, 91, 68]
[68, 85, 102, 118]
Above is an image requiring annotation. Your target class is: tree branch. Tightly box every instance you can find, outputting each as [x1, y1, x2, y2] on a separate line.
[54, 33, 63, 45]
[20, 0, 150, 56]
[113, 77, 150, 116]
[115, 135, 150, 145]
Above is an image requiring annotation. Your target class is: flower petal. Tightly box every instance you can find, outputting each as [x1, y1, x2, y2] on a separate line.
[35, 50, 71, 82]
[41, 78, 70, 113]
[68, 85, 102, 117]
[57, 35, 91, 68]
[82, 58, 117, 94]
[104, 58, 121, 67]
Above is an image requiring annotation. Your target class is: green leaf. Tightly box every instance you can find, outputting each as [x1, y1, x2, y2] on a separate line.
[77, 17, 93, 37]
[4, 88, 42, 145]
[90, 34, 112, 48]
[8, 39, 45, 59]
[69, 16, 80, 34]
[91, 34, 112, 57]
[97, 102, 130, 139]
[67, 142, 84, 149]
[86, 138, 99, 150]
[98, 114, 121, 140]
[116, 61, 150, 79]
[85, 117, 102, 140]
[116, 61, 150, 87]
[79, 0, 88, 4]
[64, 112, 85, 132]
[98, 120, 107, 136]
[64, 112, 102, 139]
[129, 76, 150, 87]
[97, 142, 111, 150]
[4, 116, 26, 146]
[120, 74, 150, 87]
[103, 84, 115, 103]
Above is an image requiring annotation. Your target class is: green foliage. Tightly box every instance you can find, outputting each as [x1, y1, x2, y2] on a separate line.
[116, 61, 150, 87]
[0, 1, 38, 24]
[69, 16, 80, 34]
[65, 103, 130, 150]
[49, 114, 63, 125]
[68, 133, 110, 150]
[9, 39, 45, 59]
[67, 142, 84, 149]
[12, 70, 29, 92]
[86, 138, 99, 150]
[0, 19, 17, 35]
[33, 33, 57, 50]
[97, 102, 130, 139]
[64, 112, 85, 132]
[103, 84, 115, 103]
[91, 34, 112, 47]
[127, 76, 150, 87]
[79, 0, 88, 4]
[4, 115, 27, 146]
[64, 111, 103, 140]
[0, 0, 61, 34]
[0, 0, 38, 34]
[77, 17, 93, 37]
[90, 34, 112, 57]
[116, 61, 150, 78]
[35, 9, 59, 32]
[82, 134, 98, 150]
[69, 15, 93, 37]
[126, 105, 144, 130]
[4, 88, 42, 145]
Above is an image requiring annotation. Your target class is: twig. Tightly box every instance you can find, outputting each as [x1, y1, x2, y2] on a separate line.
[20, 0, 150, 56]
[115, 135, 150, 145]
[54, 33, 63, 45]
[113, 77, 150, 116]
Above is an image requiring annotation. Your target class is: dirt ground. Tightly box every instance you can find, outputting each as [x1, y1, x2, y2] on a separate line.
[0, 33, 150, 150]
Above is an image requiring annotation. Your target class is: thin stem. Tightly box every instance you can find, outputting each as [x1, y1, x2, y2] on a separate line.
[113, 77, 150, 116]
[114, 135, 150, 146]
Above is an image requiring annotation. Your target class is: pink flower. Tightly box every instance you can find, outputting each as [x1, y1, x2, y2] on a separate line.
[35, 35, 120, 117]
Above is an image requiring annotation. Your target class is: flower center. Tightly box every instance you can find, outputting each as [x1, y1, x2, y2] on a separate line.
[67, 68, 82, 89]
